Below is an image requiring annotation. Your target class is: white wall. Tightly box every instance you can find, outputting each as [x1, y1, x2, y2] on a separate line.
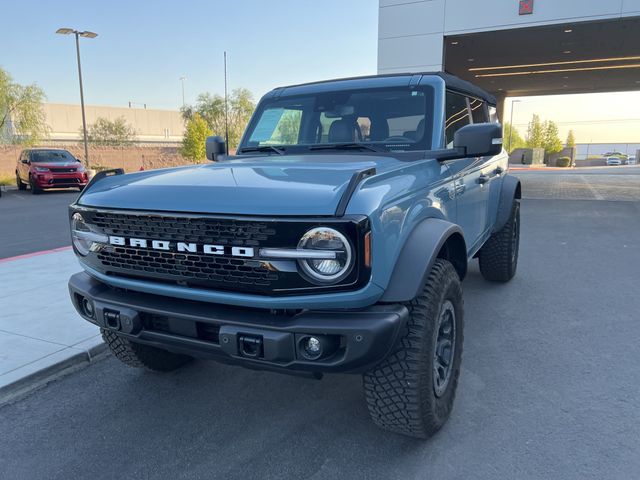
[378, 0, 640, 73]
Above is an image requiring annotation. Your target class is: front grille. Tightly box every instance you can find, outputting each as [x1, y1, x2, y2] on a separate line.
[97, 246, 278, 288]
[51, 178, 79, 184]
[92, 212, 275, 247]
[79, 209, 368, 296]
[51, 167, 77, 173]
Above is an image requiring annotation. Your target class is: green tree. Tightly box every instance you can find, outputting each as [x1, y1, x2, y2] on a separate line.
[525, 114, 545, 149]
[182, 88, 255, 151]
[86, 117, 137, 146]
[566, 130, 576, 148]
[542, 120, 563, 155]
[503, 122, 526, 153]
[181, 113, 211, 162]
[272, 110, 302, 144]
[0, 67, 48, 145]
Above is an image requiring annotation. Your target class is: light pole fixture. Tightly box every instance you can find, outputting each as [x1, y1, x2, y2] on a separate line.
[509, 99, 522, 154]
[180, 76, 187, 108]
[56, 28, 98, 167]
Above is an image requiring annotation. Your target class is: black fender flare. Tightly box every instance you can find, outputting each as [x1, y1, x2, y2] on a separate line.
[380, 218, 467, 303]
[493, 174, 521, 233]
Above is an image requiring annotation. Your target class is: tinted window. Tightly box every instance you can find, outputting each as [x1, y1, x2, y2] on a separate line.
[469, 98, 488, 124]
[241, 87, 435, 153]
[30, 150, 75, 163]
[445, 92, 471, 146]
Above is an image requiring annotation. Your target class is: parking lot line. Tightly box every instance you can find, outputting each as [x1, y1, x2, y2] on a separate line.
[0, 245, 72, 264]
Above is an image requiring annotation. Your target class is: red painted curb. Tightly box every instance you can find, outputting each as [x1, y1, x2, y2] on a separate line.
[0, 246, 72, 264]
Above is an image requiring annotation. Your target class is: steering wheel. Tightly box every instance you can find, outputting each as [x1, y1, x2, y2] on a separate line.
[384, 136, 412, 143]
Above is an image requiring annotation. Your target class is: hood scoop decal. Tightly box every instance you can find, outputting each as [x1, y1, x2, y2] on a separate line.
[335, 168, 376, 217]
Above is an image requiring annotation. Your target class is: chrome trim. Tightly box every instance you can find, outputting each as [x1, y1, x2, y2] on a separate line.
[259, 248, 337, 260]
[72, 230, 109, 243]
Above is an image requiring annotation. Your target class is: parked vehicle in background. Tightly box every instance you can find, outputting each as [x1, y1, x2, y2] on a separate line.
[606, 156, 622, 166]
[626, 156, 636, 165]
[67, 72, 521, 439]
[16, 148, 89, 194]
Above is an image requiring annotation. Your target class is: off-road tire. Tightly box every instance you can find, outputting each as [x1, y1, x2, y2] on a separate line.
[16, 173, 27, 190]
[479, 200, 520, 282]
[363, 259, 464, 439]
[101, 329, 193, 372]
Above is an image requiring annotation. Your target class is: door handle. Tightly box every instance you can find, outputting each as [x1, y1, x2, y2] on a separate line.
[454, 184, 466, 196]
[478, 174, 490, 185]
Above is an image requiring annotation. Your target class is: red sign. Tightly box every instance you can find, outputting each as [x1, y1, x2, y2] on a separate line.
[519, 0, 534, 15]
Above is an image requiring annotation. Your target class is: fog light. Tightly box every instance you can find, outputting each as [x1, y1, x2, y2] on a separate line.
[303, 336, 322, 359]
[81, 297, 95, 318]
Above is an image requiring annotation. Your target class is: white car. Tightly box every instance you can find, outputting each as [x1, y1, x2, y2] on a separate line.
[627, 156, 637, 165]
[606, 157, 622, 166]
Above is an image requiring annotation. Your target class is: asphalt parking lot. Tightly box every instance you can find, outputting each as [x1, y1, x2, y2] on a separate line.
[0, 188, 79, 258]
[1, 169, 639, 479]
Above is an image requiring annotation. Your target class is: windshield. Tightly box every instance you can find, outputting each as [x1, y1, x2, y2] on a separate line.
[30, 150, 76, 163]
[240, 87, 434, 154]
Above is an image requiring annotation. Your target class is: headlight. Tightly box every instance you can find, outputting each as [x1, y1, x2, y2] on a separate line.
[35, 166, 49, 172]
[71, 213, 107, 256]
[297, 227, 353, 284]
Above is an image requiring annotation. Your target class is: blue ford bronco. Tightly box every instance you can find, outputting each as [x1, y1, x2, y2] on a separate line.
[68, 72, 521, 439]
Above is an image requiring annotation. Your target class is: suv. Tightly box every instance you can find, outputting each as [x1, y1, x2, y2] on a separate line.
[68, 73, 521, 438]
[16, 148, 89, 194]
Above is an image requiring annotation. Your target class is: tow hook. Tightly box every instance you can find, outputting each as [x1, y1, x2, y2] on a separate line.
[238, 335, 263, 359]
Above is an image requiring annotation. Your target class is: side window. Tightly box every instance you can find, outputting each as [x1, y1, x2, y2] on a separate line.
[469, 98, 488, 124]
[445, 92, 471, 147]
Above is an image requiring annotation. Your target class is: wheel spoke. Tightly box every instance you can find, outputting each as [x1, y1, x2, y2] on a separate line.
[433, 300, 456, 398]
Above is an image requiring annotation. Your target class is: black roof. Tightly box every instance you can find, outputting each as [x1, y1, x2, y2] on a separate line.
[269, 72, 496, 105]
[434, 72, 497, 105]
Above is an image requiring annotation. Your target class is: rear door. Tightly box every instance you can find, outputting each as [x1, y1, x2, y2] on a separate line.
[443, 92, 493, 255]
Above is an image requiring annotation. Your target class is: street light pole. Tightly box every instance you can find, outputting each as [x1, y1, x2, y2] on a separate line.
[180, 76, 187, 108]
[74, 32, 90, 167]
[509, 99, 521, 154]
[56, 28, 97, 167]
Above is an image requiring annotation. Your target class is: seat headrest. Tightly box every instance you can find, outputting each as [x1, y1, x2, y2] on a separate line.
[328, 119, 356, 143]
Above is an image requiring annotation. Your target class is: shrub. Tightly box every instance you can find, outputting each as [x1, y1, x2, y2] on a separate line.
[556, 157, 571, 168]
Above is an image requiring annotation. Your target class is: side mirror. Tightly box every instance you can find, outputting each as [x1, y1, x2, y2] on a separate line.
[454, 123, 503, 158]
[21, 159, 29, 164]
[76, 157, 82, 162]
[206, 136, 226, 161]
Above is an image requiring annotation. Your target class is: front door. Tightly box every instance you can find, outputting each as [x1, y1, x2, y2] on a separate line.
[443, 92, 493, 254]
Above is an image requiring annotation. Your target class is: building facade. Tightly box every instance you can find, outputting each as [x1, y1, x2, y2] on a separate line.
[42, 103, 185, 145]
[378, 0, 640, 100]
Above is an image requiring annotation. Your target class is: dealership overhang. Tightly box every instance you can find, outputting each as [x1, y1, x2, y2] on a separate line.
[444, 17, 640, 98]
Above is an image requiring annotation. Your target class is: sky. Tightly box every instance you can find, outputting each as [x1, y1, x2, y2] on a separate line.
[1, 0, 378, 108]
[2, 0, 639, 144]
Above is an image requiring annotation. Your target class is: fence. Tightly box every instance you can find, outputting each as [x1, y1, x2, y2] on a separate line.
[0, 144, 195, 178]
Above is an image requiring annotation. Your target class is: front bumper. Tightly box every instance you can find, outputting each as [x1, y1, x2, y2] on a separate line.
[34, 173, 88, 188]
[69, 272, 408, 374]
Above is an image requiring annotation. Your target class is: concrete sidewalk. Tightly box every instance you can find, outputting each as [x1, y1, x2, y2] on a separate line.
[0, 248, 104, 402]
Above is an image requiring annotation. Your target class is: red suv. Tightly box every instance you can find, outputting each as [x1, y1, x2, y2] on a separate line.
[16, 149, 89, 194]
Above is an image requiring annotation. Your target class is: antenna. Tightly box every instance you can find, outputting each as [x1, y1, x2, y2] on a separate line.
[224, 51, 229, 155]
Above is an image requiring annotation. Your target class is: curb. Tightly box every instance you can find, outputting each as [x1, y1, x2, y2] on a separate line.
[0, 341, 109, 407]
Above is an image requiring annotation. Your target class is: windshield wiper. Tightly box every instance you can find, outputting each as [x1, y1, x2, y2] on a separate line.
[309, 143, 383, 153]
[239, 145, 285, 155]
